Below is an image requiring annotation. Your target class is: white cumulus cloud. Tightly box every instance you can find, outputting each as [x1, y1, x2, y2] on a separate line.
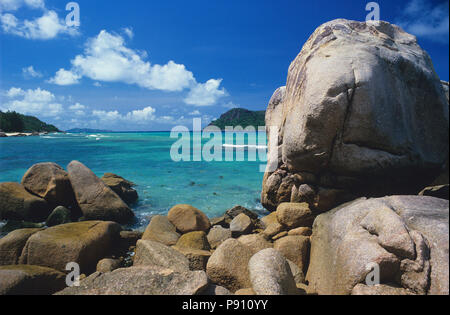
[2, 87, 63, 117]
[22, 65, 42, 78]
[396, 0, 449, 43]
[184, 79, 227, 106]
[48, 68, 81, 85]
[0, 0, 78, 39]
[49, 30, 227, 106]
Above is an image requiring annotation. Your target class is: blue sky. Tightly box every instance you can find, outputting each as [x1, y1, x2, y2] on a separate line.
[0, 0, 448, 131]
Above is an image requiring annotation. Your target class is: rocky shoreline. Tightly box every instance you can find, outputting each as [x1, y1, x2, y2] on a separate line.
[0, 19, 449, 296]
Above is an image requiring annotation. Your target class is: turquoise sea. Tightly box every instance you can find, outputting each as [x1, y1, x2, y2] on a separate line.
[0, 132, 269, 230]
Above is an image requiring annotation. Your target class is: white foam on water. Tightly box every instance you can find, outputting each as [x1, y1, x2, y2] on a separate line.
[222, 144, 267, 149]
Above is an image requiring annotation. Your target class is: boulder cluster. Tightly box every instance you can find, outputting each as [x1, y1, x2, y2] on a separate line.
[0, 161, 137, 227]
[1, 19, 449, 296]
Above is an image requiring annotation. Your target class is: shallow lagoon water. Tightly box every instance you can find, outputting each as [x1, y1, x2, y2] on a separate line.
[0, 132, 269, 230]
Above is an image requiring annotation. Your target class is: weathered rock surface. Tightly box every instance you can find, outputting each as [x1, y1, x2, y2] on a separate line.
[133, 240, 189, 272]
[288, 227, 312, 237]
[248, 248, 299, 295]
[56, 266, 209, 295]
[207, 225, 232, 249]
[173, 247, 211, 271]
[230, 213, 253, 237]
[142, 215, 180, 246]
[21, 162, 77, 208]
[260, 212, 278, 228]
[274, 235, 310, 273]
[67, 161, 135, 224]
[306, 196, 449, 295]
[101, 173, 138, 205]
[0, 182, 51, 222]
[287, 259, 306, 284]
[46, 206, 72, 227]
[237, 234, 272, 254]
[201, 284, 231, 295]
[20, 221, 121, 273]
[262, 19, 449, 212]
[0, 265, 66, 295]
[175, 231, 210, 251]
[0, 228, 43, 266]
[225, 206, 259, 221]
[276, 203, 314, 229]
[96, 258, 122, 273]
[206, 239, 253, 292]
[168, 204, 211, 234]
[351, 284, 415, 295]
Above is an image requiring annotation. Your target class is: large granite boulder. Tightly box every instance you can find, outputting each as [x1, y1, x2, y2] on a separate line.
[0, 182, 51, 222]
[248, 248, 299, 295]
[21, 163, 77, 209]
[0, 265, 66, 295]
[101, 173, 138, 205]
[175, 231, 210, 251]
[20, 221, 121, 274]
[0, 228, 43, 266]
[133, 240, 190, 272]
[67, 161, 135, 223]
[141, 215, 180, 246]
[207, 225, 232, 249]
[55, 266, 209, 295]
[262, 19, 449, 212]
[276, 203, 314, 229]
[168, 204, 211, 234]
[206, 239, 253, 292]
[274, 235, 310, 273]
[306, 196, 449, 295]
[237, 234, 273, 255]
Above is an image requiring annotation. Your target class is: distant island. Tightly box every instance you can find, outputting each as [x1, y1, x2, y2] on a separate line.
[0, 111, 60, 133]
[208, 108, 266, 130]
[66, 128, 113, 133]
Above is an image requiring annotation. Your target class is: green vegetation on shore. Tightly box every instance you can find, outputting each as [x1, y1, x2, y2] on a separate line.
[0, 111, 60, 133]
[208, 108, 266, 130]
